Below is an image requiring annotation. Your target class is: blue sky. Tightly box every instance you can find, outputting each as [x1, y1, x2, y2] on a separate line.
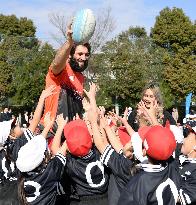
[1, 0, 196, 48]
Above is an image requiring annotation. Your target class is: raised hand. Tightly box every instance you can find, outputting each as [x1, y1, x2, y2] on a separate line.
[40, 85, 56, 99]
[66, 21, 73, 42]
[72, 113, 80, 121]
[82, 97, 91, 112]
[43, 112, 54, 128]
[137, 100, 159, 125]
[87, 108, 98, 124]
[83, 82, 97, 101]
[56, 114, 68, 129]
[117, 107, 129, 125]
[98, 107, 108, 129]
[99, 106, 106, 117]
[122, 141, 133, 159]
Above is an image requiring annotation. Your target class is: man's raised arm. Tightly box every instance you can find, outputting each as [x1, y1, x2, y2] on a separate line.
[50, 23, 73, 75]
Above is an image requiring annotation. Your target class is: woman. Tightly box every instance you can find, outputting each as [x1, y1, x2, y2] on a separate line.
[128, 83, 176, 131]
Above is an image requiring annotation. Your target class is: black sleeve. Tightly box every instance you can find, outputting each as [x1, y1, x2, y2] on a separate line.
[163, 110, 176, 126]
[128, 110, 139, 131]
[179, 169, 196, 205]
[47, 153, 66, 181]
[101, 145, 132, 183]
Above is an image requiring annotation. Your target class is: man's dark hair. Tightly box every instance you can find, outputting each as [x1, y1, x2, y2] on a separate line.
[70, 43, 91, 56]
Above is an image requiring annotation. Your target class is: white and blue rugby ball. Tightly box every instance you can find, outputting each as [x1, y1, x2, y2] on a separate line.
[72, 9, 96, 43]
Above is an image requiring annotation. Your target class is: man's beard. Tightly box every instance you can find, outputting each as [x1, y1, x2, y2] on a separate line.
[69, 57, 88, 72]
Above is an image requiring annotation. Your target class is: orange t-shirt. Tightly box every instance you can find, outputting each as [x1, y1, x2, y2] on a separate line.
[43, 63, 84, 119]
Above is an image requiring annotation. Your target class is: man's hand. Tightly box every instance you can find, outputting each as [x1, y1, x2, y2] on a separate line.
[66, 22, 73, 43]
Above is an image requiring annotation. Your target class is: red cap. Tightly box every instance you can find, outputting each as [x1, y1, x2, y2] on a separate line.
[64, 119, 92, 157]
[138, 126, 151, 141]
[139, 125, 176, 160]
[117, 126, 131, 146]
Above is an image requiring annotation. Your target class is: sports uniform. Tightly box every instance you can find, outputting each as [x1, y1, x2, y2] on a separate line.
[118, 125, 181, 205]
[178, 156, 196, 204]
[118, 158, 181, 205]
[101, 145, 133, 205]
[0, 141, 20, 204]
[55, 119, 110, 205]
[64, 146, 110, 205]
[44, 63, 84, 122]
[21, 152, 66, 205]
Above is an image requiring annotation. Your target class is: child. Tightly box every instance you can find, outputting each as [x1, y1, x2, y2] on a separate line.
[178, 120, 196, 205]
[87, 106, 135, 205]
[9, 85, 56, 162]
[51, 118, 110, 205]
[118, 125, 181, 205]
[16, 113, 68, 205]
[0, 86, 55, 204]
[0, 139, 19, 204]
[84, 83, 135, 205]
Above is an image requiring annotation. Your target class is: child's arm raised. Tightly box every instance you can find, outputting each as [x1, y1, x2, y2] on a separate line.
[50, 114, 68, 155]
[28, 85, 56, 133]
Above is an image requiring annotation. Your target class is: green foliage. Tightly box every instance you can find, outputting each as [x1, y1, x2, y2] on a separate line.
[0, 61, 12, 101]
[151, 7, 195, 52]
[0, 36, 38, 103]
[0, 14, 36, 37]
[93, 27, 166, 108]
[164, 50, 196, 102]
[0, 14, 55, 109]
[10, 43, 55, 108]
[151, 7, 196, 103]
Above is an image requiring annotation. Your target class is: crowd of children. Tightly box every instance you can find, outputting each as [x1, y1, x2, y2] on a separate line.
[0, 82, 195, 205]
[0, 23, 195, 205]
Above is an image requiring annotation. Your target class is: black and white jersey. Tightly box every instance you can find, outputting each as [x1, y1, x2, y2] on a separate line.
[0, 148, 17, 183]
[118, 158, 181, 205]
[179, 156, 196, 205]
[23, 153, 66, 205]
[0, 143, 20, 205]
[8, 128, 34, 162]
[101, 145, 133, 205]
[65, 146, 110, 197]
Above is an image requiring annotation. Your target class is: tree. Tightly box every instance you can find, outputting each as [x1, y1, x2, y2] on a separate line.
[94, 27, 166, 108]
[0, 14, 54, 109]
[0, 14, 36, 37]
[10, 43, 55, 108]
[151, 7, 196, 102]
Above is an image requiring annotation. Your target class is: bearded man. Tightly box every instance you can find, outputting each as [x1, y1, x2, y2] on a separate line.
[42, 25, 91, 123]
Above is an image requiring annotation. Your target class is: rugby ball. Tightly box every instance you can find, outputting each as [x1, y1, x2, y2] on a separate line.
[72, 9, 96, 43]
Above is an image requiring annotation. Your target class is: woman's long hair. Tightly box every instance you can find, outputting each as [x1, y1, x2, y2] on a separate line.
[136, 83, 164, 126]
